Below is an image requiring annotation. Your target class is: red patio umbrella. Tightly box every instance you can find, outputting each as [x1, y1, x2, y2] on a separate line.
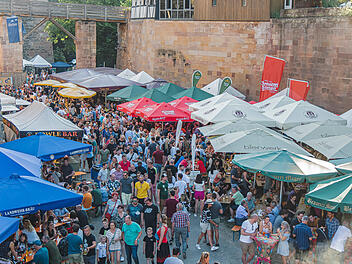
[169, 96, 199, 113]
[136, 102, 192, 122]
[117, 97, 156, 117]
[248, 101, 257, 104]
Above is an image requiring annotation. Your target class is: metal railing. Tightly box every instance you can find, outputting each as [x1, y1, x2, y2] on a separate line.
[0, 0, 128, 22]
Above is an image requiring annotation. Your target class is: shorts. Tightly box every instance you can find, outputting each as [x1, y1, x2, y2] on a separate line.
[200, 222, 211, 233]
[68, 253, 84, 264]
[194, 191, 204, 200]
[121, 192, 132, 205]
[295, 248, 309, 261]
[240, 242, 255, 256]
[211, 218, 220, 231]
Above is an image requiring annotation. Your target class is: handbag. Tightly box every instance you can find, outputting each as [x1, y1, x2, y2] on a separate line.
[105, 200, 118, 221]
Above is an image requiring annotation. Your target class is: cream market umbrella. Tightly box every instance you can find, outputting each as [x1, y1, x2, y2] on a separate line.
[34, 80, 62, 86]
[191, 101, 276, 126]
[129, 71, 154, 84]
[305, 135, 352, 160]
[189, 92, 248, 111]
[284, 120, 352, 143]
[232, 150, 337, 183]
[341, 109, 352, 127]
[264, 100, 347, 130]
[209, 128, 311, 155]
[58, 87, 96, 99]
[53, 82, 82, 89]
[117, 68, 137, 79]
[254, 95, 295, 113]
[201, 78, 246, 99]
[305, 174, 352, 213]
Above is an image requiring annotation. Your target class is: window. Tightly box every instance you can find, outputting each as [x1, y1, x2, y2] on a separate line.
[212, 0, 216, 6]
[242, 0, 247, 6]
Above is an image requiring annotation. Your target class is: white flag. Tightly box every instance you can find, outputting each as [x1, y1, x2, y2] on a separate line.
[175, 120, 182, 148]
[191, 133, 196, 171]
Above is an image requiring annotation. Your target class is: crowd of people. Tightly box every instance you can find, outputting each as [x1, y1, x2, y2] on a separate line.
[0, 72, 351, 264]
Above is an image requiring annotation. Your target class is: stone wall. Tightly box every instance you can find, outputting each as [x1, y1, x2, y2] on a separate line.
[118, 11, 352, 114]
[75, 21, 96, 69]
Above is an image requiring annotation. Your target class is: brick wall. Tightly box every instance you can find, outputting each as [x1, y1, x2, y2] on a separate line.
[118, 13, 352, 114]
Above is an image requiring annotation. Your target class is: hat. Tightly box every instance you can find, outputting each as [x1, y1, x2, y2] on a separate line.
[33, 240, 42, 246]
[205, 199, 213, 205]
[111, 192, 119, 197]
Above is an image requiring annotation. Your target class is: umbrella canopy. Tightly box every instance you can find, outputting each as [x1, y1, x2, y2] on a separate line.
[52, 82, 81, 89]
[75, 74, 143, 91]
[107, 85, 147, 101]
[51, 69, 99, 82]
[92, 67, 122, 75]
[0, 147, 41, 178]
[191, 101, 276, 126]
[232, 150, 337, 182]
[117, 97, 156, 117]
[255, 95, 296, 113]
[335, 162, 352, 174]
[58, 87, 96, 99]
[129, 89, 174, 103]
[129, 71, 154, 84]
[330, 157, 352, 166]
[15, 99, 31, 106]
[264, 100, 346, 130]
[34, 80, 62, 86]
[117, 68, 136, 79]
[201, 78, 246, 99]
[305, 135, 352, 159]
[52, 61, 71, 68]
[1, 133, 92, 161]
[198, 119, 268, 137]
[341, 109, 352, 127]
[146, 78, 168, 90]
[30, 55, 51, 68]
[271, 88, 289, 98]
[1, 105, 19, 112]
[189, 92, 248, 111]
[23, 59, 34, 67]
[156, 83, 185, 98]
[210, 128, 311, 155]
[0, 174, 83, 217]
[169, 96, 198, 113]
[137, 102, 191, 122]
[174, 86, 213, 101]
[284, 120, 352, 143]
[0, 217, 20, 244]
[305, 174, 352, 213]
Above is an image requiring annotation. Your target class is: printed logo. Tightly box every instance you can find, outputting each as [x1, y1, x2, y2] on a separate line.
[232, 110, 246, 118]
[304, 111, 318, 119]
[274, 109, 286, 116]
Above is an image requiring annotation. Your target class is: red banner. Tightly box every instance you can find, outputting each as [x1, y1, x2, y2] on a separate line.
[288, 78, 310, 101]
[259, 56, 286, 101]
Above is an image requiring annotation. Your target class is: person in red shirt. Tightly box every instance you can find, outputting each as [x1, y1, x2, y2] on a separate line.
[152, 145, 164, 173]
[196, 156, 206, 174]
[164, 190, 178, 243]
[119, 154, 131, 172]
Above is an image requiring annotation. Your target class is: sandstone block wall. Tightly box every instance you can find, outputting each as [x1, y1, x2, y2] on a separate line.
[118, 13, 352, 114]
[75, 21, 96, 69]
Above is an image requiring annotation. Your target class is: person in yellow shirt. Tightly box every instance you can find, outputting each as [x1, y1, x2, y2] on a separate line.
[82, 185, 93, 210]
[134, 174, 150, 206]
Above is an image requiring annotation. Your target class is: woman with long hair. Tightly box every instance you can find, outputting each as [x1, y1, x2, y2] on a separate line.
[106, 221, 122, 264]
[156, 214, 170, 264]
[277, 221, 290, 264]
[193, 174, 205, 217]
[197, 251, 210, 264]
[22, 219, 40, 245]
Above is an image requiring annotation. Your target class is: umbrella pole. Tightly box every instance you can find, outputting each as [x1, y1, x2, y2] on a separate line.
[253, 172, 256, 187]
[279, 181, 283, 206]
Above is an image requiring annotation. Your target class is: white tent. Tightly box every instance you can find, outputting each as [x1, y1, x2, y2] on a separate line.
[117, 68, 136, 79]
[15, 99, 31, 106]
[30, 55, 52, 68]
[270, 88, 289, 99]
[284, 120, 352, 143]
[189, 92, 249, 111]
[23, 59, 34, 68]
[191, 101, 276, 126]
[201, 78, 246, 99]
[255, 95, 296, 113]
[209, 128, 311, 155]
[0, 93, 16, 105]
[3, 101, 82, 141]
[129, 71, 154, 84]
[341, 109, 352, 127]
[264, 100, 346, 130]
[305, 135, 352, 160]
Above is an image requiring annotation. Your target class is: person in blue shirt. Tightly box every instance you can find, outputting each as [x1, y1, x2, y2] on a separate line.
[32, 240, 49, 264]
[127, 197, 143, 225]
[325, 211, 340, 240]
[293, 216, 312, 263]
[66, 224, 83, 264]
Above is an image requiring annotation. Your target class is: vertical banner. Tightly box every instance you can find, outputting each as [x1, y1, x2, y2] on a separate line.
[219, 77, 232, 94]
[288, 78, 310, 101]
[175, 120, 182, 148]
[259, 55, 286, 102]
[191, 133, 196, 172]
[6, 17, 20, 43]
[192, 70, 202, 88]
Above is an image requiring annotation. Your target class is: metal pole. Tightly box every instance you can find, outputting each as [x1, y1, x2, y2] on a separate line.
[279, 181, 283, 206]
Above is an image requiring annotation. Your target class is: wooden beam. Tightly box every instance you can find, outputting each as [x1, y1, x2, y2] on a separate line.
[23, 17, 49, 39]
[48, 18, 77, 42]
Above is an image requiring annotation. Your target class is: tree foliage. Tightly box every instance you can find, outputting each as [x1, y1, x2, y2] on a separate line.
[45, 0, 130, 65]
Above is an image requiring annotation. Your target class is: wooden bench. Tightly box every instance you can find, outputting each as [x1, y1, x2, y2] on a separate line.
[232, 225, 241, 241]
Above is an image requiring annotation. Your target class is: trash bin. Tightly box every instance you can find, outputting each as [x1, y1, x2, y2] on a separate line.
[91, 165, 101, 183]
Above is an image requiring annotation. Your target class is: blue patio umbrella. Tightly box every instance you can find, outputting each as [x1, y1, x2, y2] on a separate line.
[0, 216, 20, 244]
[0, 147, 41, 178]
[0, 174, 83, 217]
[1, 133, 92, 161]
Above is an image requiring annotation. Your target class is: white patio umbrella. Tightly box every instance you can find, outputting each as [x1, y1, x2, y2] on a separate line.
[264, 100, 346, 130]
[305, 134, 352, 160]
[191, 101, 276, 126]
[209, 128, 311, 155]
[341, 109, 352, 127]
[201, 78, 246, 99]
[254, 95, 296, 113]
[270, 88, 289, 98]
[129, 71, 154, 84]
[189, 92, 248, 111]
[117, 68, 136, 79]
[284, 120, 352, 143]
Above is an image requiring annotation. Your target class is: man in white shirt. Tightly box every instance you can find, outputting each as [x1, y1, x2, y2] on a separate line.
[329, 220, 352, 263]
[174, 173, 187, 197]
[240, 214, 258, 264]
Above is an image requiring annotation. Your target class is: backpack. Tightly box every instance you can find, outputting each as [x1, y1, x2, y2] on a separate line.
[58, 237, 68, 257]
